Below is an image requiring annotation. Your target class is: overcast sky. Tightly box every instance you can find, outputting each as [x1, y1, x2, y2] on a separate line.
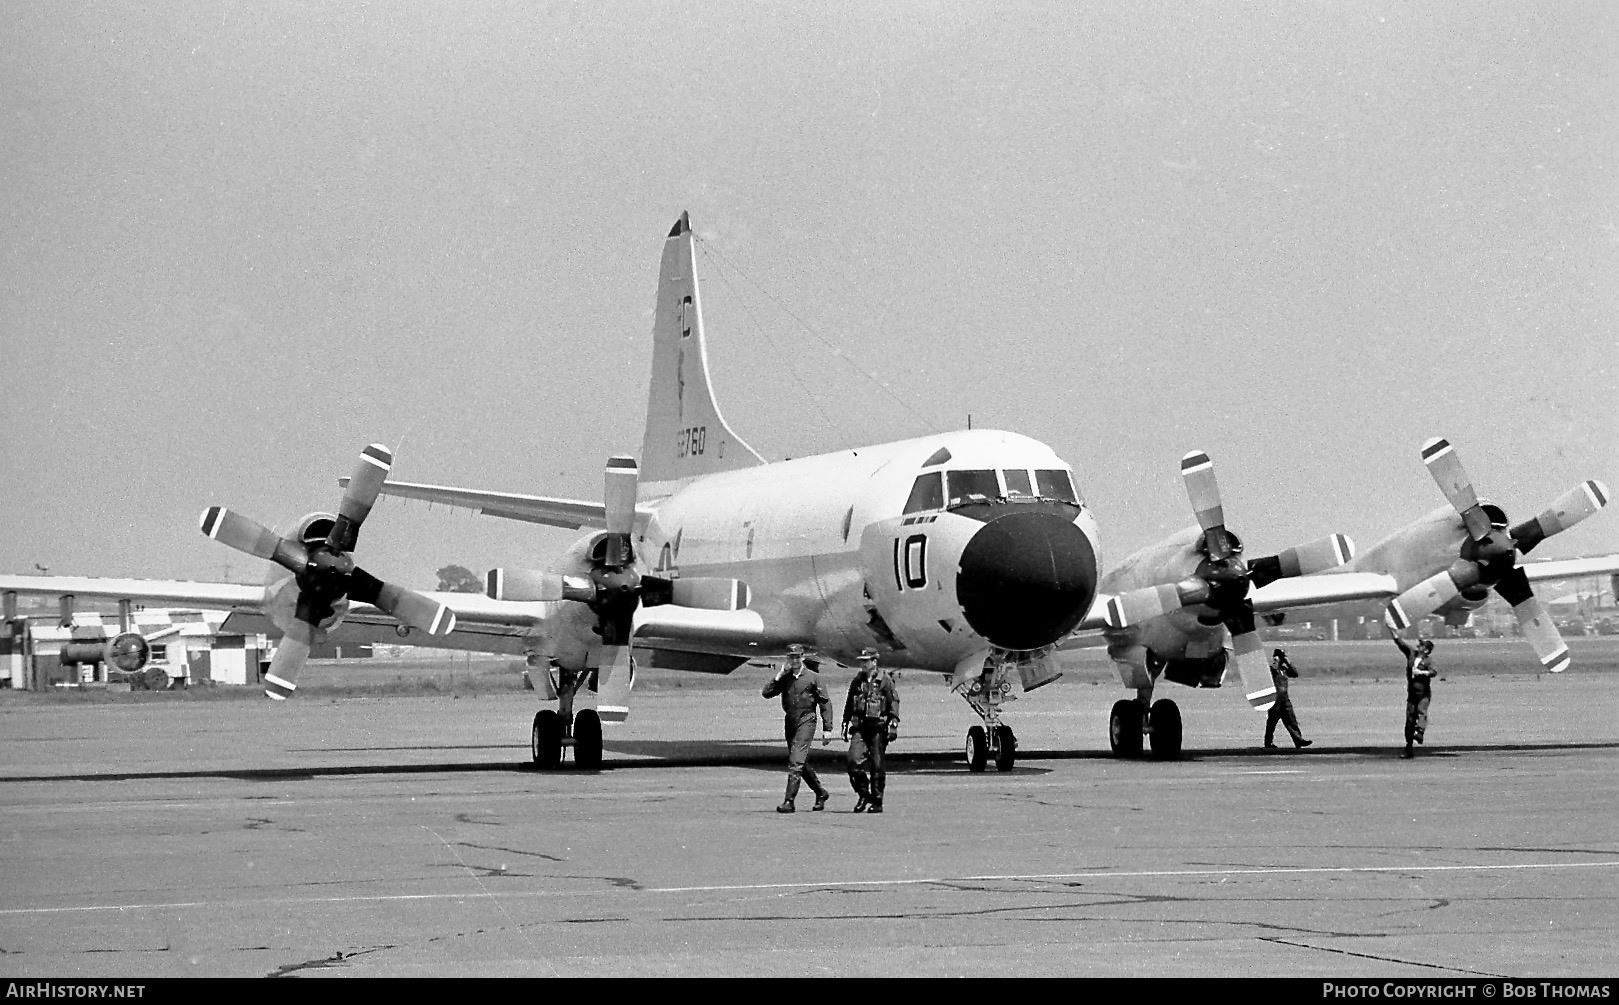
[2, 2, 1615, 590]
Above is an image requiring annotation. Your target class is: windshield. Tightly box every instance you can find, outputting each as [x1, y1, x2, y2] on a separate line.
[1035, 469, 1078, 503]
[947, 469, 1000, 507]
[903, 472, 944, 514]
[1003, 469, 1033, 497]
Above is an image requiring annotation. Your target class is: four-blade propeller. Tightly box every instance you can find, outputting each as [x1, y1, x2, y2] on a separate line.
[1384, 437, 1609, 674]
[199, 443, 456, 699]
[484, 455, 749, 723]
[1105, 451, 1355, 711]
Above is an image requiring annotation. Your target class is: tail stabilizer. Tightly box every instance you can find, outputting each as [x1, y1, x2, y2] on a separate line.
[637, 212, 764, 496]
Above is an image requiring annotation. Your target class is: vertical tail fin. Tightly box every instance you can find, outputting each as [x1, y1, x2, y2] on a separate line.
[637, 212, 764, 496]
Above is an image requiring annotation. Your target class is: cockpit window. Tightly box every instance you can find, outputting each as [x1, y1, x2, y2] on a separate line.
[947, 469, 1000, 507]
[1035, 469, 1078, 503]
[1002, 469, 1033, 497]
[903, 471, 944, 514]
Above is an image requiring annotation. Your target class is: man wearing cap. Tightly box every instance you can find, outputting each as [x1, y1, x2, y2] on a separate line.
[1263, 648, 1312, 749]
[761, 644, 834, 813]
[842, 648, 900, 813]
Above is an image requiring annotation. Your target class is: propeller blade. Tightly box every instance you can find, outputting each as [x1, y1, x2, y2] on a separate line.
[1510, 480, 1610, 554]
[345, 568, 455, 634]
[1495, 567, 1569, 673]
[1180, 451, 1233, 560]
[595, 643, 634, 724]
[603, 456, 638, 566]
[1420, 437, 1492, 540]
[1104, 579, 1212, 628]
[1384, 562, 1482, 628]
[1248, 534, 1355, 588]
[487, 568, 561, 602]
[328, 443, 393, 551]
[200, 507, 310, 574]
[264, 632, 315, 700]
[1227, 624, 1275, 712]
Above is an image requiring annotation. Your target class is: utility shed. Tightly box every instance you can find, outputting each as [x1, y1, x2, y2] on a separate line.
[1, 610, 268, 690]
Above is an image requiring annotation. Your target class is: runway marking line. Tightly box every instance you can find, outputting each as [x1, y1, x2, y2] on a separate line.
[3, 859, 1617, 915]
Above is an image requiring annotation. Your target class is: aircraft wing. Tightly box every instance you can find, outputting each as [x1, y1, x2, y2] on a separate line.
[339, 476, 609, 531]
[0, 575, 267, 610]
[1249, 572, 1401, 613]
[1521, 554, 1619, 583]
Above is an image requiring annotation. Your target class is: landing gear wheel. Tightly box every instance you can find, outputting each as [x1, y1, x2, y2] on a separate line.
[965, 725, 988, 773]
[573, 709, 603, 771]
[993, 724, 1017, 772]
[531, 709, 562, 769]
[1149, 699, 1182, 760]
[1109, 700, 1144, 757]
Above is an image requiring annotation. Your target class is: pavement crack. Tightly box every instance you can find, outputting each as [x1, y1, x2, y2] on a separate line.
[1257, 937, 1504, 976]
[267, 945, 392, 978]
[457, 841, 565, 862]
[454, 812, 502, 826]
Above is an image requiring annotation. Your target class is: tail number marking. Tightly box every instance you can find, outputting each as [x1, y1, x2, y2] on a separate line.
[677, 426, 707, 458]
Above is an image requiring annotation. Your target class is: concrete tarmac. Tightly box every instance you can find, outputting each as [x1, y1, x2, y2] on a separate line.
[2, 649, 1617, 977]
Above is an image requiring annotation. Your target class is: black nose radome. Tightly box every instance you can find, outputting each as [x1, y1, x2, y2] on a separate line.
[957, 511, 1098, 651]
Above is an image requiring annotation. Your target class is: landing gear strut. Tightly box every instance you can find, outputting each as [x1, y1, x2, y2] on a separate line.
[959, 659, 1017, 772]
[529, 666, 604, 770]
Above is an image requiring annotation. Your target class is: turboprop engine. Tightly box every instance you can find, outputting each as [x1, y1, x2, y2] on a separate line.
[200, 443, 457, 699]
[58, 632, 151, 671]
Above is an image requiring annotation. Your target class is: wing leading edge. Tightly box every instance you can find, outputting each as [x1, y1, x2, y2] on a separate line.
[338, 476, 610, 531]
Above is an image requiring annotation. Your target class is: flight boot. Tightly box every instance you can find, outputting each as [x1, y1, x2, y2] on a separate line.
[777, 776, 800, 813]
[811, 789, 830, 811]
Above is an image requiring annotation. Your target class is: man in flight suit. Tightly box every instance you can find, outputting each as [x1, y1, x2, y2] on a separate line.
[1263, 648, 1312, 749]
[842, 648, 900, 814]
[1389, 631, 1436, 759]
[761, 644, 833, 813]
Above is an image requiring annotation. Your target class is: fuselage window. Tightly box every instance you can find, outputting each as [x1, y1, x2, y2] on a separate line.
[946, 469, 1000, 507]
[1035, 469, 1079, 503]
[1003, 469, 1033, 497]
[904, 534, 927, 588]
[903, 472, 944, 514]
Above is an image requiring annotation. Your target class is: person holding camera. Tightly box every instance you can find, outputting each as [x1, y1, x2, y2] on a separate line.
[1389, 631, 1436, 759]
[842, 648, 900, 813]
[1264, 648, 1312, 749]
[762, 644, 834, 813]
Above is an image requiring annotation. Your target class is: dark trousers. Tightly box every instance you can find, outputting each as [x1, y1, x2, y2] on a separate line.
[1265, 694, 1306, 745]
[847, 721, 888, 803]
[1405, 678, 1431, 745]
[783, 718, 827, 800]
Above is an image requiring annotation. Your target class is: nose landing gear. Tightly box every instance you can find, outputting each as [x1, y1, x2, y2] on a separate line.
[958, 658, 1018, 772]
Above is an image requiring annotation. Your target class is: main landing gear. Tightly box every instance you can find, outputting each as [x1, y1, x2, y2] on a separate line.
[1109, 687, 1182, 760]
[960, 660, 1018, 772]
[530, 667, 604, 770]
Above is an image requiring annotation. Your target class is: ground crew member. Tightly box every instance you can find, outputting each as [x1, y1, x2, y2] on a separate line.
[842, 648, 900, 813]
[1389, 631, 1436, 758]
[1264, 648, 1313, 749]
[761, 644, 833, 813]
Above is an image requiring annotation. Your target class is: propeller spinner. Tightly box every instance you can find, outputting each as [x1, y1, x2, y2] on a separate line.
[200, 443, 456, 699]
[1384, 437, 1609, 674]
[1106, 451, 1355, 711]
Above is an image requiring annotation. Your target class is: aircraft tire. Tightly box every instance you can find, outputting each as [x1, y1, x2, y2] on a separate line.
[1149, 699, 1182, 760]
[574, 709, 603, 771]
[1109, 700, 1144, 757]
[965, 726, 988, 772]
[531, 710, 562, 769]
[993, 725, 1017, 772]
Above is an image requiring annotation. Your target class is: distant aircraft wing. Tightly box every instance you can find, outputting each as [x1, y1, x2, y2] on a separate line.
[0, 575, 266, 610]
[1521, 554, 1619, 583]
[339, 476, 609, 530]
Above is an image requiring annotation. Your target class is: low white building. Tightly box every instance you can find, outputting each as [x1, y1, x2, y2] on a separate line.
[1, 609, 269, 690]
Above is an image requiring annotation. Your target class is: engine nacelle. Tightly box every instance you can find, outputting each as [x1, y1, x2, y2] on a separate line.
[1160, 648, 1229, 689]
[59, 633, 150, 670]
